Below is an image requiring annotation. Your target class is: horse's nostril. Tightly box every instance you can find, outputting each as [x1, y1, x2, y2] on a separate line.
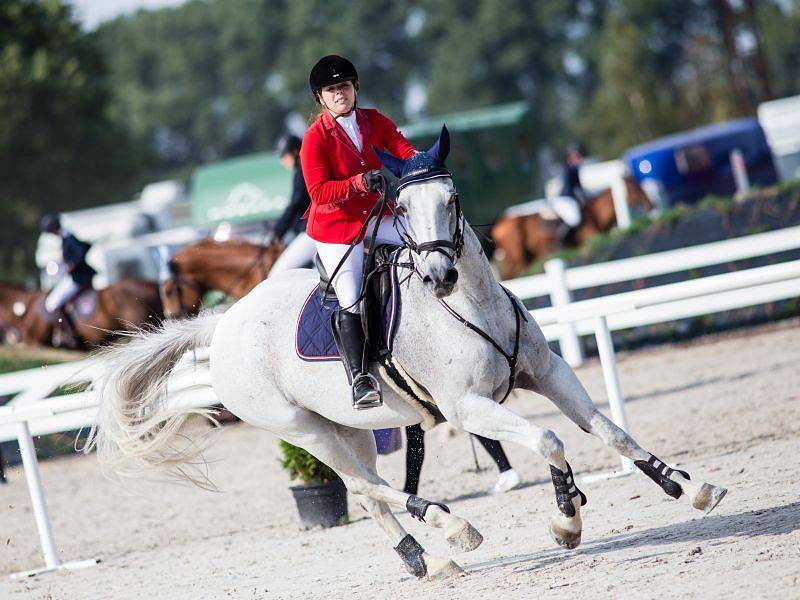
[423, 275, 432, 284]
[443, 268, 459, 286]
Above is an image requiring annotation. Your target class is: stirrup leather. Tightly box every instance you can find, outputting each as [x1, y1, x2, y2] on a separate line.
[351, 372, 382, 410]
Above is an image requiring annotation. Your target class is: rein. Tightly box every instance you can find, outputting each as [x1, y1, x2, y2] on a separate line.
[436, 286, 527, 403]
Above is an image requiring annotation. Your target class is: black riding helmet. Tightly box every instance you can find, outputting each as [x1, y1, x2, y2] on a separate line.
[309, 55, 358, 95]
[276, 134, 302, 157]
[40, 213, 61, 234]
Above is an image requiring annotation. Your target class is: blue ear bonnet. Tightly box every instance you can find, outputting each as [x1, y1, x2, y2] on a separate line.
[395, 152, 451, 192]
[373, 124, 452, 193]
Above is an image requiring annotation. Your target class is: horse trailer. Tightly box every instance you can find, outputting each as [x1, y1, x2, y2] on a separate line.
[623, 119, 778, 208]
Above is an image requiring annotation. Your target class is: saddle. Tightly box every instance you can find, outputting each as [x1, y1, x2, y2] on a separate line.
[37, 288, 98, 325]
[295, 246, 446, 427]
[296, 245, 401, 363]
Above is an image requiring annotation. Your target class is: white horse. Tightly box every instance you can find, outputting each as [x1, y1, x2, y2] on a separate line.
[87, 128, 726, 580]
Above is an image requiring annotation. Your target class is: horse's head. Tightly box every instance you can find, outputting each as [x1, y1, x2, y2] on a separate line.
[159, 256, 204, 320]
[375, 125, 462, 298]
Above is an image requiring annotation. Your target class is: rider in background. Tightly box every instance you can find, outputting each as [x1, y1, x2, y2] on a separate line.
[40, 213, 96, 346]
[558, 143, 588, 228]
[266, 134, 316, 276]
[300, 54, 416, 410]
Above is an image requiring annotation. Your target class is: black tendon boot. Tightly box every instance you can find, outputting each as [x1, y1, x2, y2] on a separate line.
[335, 310, 382, 410]
[634, 454, 690, 499]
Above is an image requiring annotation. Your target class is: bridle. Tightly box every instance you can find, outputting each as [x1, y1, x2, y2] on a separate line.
[161, 270, 203, 319]
[393, 170, 465, 264]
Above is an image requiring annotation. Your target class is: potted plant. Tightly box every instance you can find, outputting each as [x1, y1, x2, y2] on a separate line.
[280, 440, 348, 530]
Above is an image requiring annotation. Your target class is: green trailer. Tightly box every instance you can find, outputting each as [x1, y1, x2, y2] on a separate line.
[189, 101, 539, 229]
[190, 151, 291, 228]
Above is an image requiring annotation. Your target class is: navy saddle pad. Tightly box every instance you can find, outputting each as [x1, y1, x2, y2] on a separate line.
[295, 256, 401, 362]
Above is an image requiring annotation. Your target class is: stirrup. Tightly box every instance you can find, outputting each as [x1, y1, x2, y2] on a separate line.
[352, 372, 382, 410]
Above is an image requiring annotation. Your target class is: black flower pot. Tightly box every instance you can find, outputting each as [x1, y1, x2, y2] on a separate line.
[290, 478, 348, 530]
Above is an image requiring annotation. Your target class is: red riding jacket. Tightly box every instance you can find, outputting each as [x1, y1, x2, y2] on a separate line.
[300, 107, 416, 244]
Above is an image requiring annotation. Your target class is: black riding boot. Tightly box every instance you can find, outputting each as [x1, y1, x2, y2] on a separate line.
[335, 310, 382, 410]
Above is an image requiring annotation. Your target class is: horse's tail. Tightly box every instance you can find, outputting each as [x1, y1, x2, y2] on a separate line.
[84, 310, 223, 488]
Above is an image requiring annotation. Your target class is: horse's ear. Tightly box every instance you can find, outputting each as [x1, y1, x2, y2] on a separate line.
[372, 145, 405, 178]
[427, 125, 450, 162]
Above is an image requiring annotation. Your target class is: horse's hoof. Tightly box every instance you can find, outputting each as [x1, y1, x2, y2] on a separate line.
[446, 520, 483, 553]
[425, 556, 464, 581]
[692, 483, 728, 514]
[549, 522, 582, 550]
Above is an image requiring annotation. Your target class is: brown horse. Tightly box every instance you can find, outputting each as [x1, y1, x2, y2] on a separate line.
[160, 238, 284, 318]
[491, 176, 653, 279]
[0, 279, 163, 348]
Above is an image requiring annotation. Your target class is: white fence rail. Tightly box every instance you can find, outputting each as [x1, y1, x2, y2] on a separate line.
[2, 225, 800, 578]
[0, 356, 214, 578]
[504, 224, 800, 364]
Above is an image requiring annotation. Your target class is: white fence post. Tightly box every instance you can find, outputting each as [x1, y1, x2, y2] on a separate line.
[592, 315, 635, 474]
[611, 177, 631, 230]
[16, 421, 61, 571]
[544, 258, 584, 366]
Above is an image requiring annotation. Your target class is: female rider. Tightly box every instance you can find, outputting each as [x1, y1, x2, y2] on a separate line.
[300, 54, 416, 410]
[301, 55, 521, 493]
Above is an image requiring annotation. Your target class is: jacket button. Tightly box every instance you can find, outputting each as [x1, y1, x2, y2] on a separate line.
[361, 161, 365, 166]
[360, 193, 365, 197]
[362, 210, 368, 214]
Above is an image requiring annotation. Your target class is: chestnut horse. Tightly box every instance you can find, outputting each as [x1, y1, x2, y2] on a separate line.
[160, 239, 284, 318]
[492, 176, 653, 279]
[0, 278, 163, 348]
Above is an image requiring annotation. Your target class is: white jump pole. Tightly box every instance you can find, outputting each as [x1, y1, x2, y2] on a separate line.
[11, 420, 98, 579]
[582, 315, 636, 483]
[730, 148, 750, 194]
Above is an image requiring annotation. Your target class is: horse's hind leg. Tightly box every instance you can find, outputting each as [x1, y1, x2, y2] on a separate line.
[277, 416, 469, 579]
[523, 349, 727, 513]
[439, 392, 585, 549]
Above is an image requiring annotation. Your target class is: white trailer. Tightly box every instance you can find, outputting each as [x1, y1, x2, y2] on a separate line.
[758, 94, 800, 182]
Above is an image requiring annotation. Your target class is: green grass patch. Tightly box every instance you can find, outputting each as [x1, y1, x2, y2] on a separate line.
[698, 194, 734, 215]
[0, 355, 62, 375]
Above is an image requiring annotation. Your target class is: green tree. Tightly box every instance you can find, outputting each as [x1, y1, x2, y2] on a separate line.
[0, 0, 143, 281]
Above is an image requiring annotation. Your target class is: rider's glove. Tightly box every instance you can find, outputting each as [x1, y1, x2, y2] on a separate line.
[362, 170, 385, 193]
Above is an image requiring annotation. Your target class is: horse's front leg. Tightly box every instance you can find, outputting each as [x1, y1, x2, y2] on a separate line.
[439, 392, 586, 549]
[521, 348, 727, 514]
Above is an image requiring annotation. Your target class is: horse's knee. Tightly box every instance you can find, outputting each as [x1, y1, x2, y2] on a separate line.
[537, 428, 564, 459]
[340, 474, 371, 496]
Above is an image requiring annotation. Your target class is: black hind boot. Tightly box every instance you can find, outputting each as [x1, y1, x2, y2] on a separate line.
[634, 454, 690, 499]
[335, 310, 382, 410]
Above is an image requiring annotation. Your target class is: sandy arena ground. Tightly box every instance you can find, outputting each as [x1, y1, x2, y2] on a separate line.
[2, 319, 799, 599]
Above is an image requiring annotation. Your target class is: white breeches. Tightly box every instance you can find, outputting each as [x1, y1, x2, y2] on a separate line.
[268, 232, 317, 278]
[315, 216, 406, 313]
[44, 277, 80, 313]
